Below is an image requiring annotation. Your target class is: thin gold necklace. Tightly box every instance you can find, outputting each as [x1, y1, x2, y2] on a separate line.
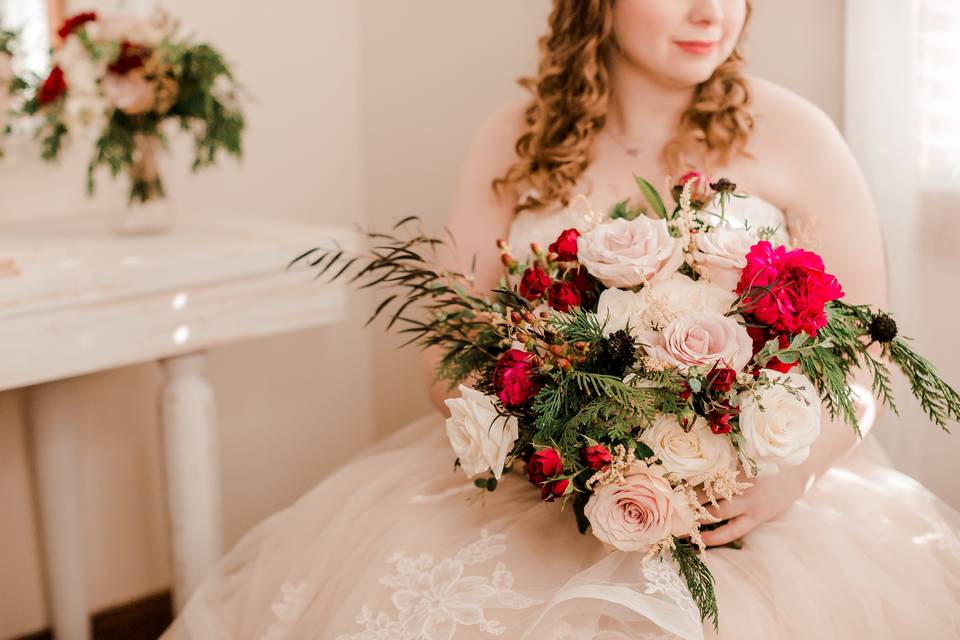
[605, 123, 642, 158]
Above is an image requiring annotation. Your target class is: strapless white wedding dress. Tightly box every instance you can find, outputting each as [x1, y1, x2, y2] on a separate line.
[161, 196, 960, 640]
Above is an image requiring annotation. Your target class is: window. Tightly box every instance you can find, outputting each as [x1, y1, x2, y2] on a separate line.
[917, 0, 960, 185]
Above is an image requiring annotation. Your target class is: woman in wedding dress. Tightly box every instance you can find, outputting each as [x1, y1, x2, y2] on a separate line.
[162, 1, 960, 638]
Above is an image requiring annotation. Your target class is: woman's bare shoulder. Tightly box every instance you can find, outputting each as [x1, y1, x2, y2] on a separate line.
[745, 76, 842, 153]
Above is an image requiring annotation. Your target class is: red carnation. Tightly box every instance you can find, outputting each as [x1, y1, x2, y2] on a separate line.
[549, 228, 581, 261]
[492, 349, 540, 409]
[527, 447, 562, 485]
[519, 264, 551, 301]
[737, 241, 844, 337]
[581, 444, 612, 471]
[38, 66, 67, 105]
[540, 478, 570, 502]
[57, 12, 97, 39]
[546, 280, 581, 312]
[707, 367, 737, 394]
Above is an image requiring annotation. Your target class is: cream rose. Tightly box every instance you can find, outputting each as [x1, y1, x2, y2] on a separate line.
[584, 462, 696, 552]
[643, 310, 753, 371]
[738, 371, 822, 476]
[641, 415, 738, 485]
[100, 72, 155, 115]
[577, 216, 683, 288]
[693, 226, 758, 291]
[444, 385, 519, 480]
[648, 275, 737, 318]
[596, 288, 649, 337]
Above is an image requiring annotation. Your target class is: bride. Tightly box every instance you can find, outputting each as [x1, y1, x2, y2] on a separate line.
[162, 1, 960, 638]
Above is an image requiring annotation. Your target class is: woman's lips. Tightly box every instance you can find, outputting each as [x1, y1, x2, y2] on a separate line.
[675, 40, 717, 55]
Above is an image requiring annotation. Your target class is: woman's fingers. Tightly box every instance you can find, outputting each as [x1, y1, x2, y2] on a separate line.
[703, 495, 747, 521]
[701, 514, 754, 547]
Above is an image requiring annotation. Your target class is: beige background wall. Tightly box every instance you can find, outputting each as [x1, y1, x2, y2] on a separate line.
[2, 1, 948, 638]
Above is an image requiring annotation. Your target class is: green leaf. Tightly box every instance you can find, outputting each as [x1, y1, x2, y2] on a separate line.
[634, 175, 667, 219]
[671, 539, 719, 630]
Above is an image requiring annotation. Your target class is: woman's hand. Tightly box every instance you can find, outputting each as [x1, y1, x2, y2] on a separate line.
[698, 464, 811, 547]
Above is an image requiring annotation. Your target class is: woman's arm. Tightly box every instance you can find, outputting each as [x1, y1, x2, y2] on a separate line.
[701, 81, 889, 546]
[423, 100, 527, 413]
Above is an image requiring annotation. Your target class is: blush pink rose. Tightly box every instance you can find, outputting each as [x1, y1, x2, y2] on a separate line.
[100, 72, 154, 115]
[644, 310, 753, 372]
[584, 462, 696, 552]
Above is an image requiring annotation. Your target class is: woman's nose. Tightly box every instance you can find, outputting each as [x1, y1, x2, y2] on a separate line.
[689, 0, 724, 26]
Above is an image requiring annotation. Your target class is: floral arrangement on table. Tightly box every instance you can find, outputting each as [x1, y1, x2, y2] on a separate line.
[20, 9, 244, 205]
[291, 173, 960, 628]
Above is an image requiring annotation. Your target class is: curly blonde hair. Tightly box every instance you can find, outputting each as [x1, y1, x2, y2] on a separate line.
[494, 0, 754, 213]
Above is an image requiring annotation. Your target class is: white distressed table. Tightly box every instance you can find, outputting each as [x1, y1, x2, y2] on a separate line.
[0, 212, 351, 640]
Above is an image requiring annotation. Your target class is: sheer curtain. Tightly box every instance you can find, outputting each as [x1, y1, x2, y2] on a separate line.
[846, 0, 960, 508]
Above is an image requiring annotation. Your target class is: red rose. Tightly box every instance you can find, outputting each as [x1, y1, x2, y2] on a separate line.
[57, 12, 97, 39]
[108, 41, 148, 75]
[492, 349, 540, 408]
[546, 280, 581, 312]
[709, 412, 734, 435]
[737, 241, 844, 336]
[581, 444, 612, 471]
[38, 66, 67, 105]
[707, 367, 737, 393]
[540, 478, 570, 502]
[549, 228, 581, 261]
[527, 447, 562, 485]
[519, 264, 551, 300]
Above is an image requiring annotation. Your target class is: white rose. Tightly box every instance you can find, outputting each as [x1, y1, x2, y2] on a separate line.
[643, 310, 753, 371]
[63, 93, 108, 136]
[641, 415, 738, 485]
[577, 216, 683, 288]
[692, 226, 757, 292]
[443, 385, 518, 480]
[738, 371, 821, 477]
[54, 36, 104, 95]
[647, 275, 736, 318]
[88, 12, 173, 47]
[596, 288, 649, 337]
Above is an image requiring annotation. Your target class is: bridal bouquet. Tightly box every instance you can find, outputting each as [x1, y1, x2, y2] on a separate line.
[293, 173, 960, 628]
[20, 10, 244, 203]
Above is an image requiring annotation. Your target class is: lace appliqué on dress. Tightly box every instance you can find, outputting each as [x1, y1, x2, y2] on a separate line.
[335, 530, 543, 640]
[641, 558, 700, 623]
[262, 581, 311, 640]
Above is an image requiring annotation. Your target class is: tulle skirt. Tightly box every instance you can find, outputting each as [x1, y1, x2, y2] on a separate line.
[161, 411, 960, 639]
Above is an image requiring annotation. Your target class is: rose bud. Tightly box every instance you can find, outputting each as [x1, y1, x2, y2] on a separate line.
[557, 357, 572, 372]
[678, 381, 692, 401]
[500, 253, 518, 269]
[492, 349, 541, 408]
[548, 228, 581, 262]
[510, 311, 523, 324]
[709, 412, 734, 435]
[672, 171, 713, 206]
[527, 447, 562, 485]
[519, 264, 551, 300]
[546, 280, 581, 312]
[540, 478, 570, 502]
[707, 368, 738, 394]
[496, 238, 508, 251]
[581, 444, 612, 471]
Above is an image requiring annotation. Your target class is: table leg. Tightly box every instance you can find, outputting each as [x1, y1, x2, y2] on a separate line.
[159, 351, 224, 611]
[27, 379, 92, 640]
